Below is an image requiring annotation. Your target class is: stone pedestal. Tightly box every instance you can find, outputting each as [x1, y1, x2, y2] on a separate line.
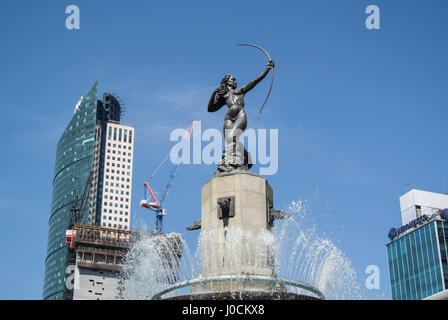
[192, 172, 275, 293]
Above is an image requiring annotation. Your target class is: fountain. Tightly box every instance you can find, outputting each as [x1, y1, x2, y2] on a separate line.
[119, 195, 363, 300]
[168, 171, 324, 300]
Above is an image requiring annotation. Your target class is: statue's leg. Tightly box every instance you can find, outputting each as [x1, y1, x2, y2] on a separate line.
[218, 116, 250, 172]
[227, 115, 247, 144]
[223, 119, 234, 144]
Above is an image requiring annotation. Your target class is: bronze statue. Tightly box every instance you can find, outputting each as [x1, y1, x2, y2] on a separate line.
[207, 43, 274, 174]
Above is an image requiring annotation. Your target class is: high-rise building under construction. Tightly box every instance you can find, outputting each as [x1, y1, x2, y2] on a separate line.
[43, 81, 134, 300]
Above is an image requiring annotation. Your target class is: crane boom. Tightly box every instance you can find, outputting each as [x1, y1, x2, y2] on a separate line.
[140, 121, 196, 233]
[68, 170, 93, 229]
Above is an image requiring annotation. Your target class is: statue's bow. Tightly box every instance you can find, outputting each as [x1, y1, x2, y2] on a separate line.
[237, 43, 274, 113]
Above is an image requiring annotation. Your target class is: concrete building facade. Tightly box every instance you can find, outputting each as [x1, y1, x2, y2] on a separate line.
[100, 122, 134, 230]
[400, 189, 448, 225]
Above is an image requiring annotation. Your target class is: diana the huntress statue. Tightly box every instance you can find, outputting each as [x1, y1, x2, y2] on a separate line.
[207, 44, 274, 175]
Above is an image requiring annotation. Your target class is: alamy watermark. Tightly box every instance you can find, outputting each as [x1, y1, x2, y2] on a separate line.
[65, 264, 76, 290]
[365, 265, 380, 290]
[66, 5, 80, 30]
[169, 121, 279, 175]
[365, 5, 380, 30]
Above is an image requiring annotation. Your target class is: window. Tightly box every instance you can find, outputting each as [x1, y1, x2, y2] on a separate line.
[416, 205, 422, 218]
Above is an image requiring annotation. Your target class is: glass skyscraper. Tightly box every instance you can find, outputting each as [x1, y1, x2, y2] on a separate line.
[386, 218, 448, 300]
[43, 81, 130, 300]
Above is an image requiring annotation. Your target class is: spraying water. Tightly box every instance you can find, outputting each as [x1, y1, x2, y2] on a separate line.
[120, 196, 365, 300]
[273, 199, 365, 299]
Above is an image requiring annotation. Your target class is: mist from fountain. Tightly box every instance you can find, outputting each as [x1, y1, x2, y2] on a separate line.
[273, 198, 365, 299]
[120, 196, 365, 300]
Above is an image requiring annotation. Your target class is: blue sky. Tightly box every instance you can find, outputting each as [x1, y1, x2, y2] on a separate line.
[0, 0, 447, 299]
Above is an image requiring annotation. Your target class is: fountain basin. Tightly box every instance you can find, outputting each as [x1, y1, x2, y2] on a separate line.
[151, 275, 325, 300]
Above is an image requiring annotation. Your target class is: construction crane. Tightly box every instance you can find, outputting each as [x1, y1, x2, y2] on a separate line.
[66, 170, 94, 245]
[140, 121, 196, 233]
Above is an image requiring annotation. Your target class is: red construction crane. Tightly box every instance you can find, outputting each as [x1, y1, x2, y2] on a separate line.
[140, 121, 197, 233]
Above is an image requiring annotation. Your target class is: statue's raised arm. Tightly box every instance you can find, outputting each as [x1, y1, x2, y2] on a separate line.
[238, 60, 274, 95]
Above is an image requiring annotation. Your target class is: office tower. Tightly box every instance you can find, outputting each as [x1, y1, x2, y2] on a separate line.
[98, 122, 134, 230]
[386, 189, 448, 300]
[43, 81, 134, 300]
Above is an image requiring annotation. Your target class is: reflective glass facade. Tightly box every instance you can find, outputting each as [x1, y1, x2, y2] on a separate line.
[387, 220, 448, 300]
[43, 82, 99, 300]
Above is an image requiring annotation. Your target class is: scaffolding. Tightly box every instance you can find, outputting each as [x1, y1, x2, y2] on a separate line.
[67, 224, 136, 272]
[67, 224, 183, 273]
